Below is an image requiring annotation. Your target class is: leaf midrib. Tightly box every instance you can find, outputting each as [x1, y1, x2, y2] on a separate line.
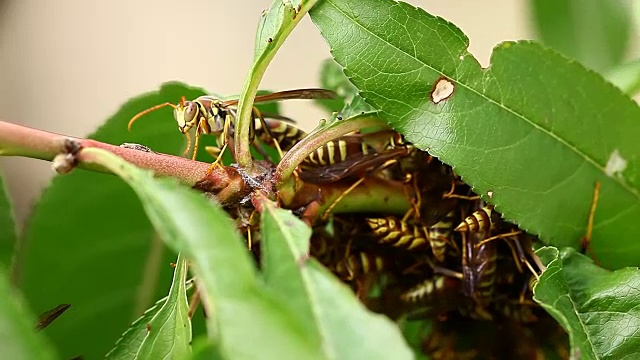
[322, 0, 639, 201]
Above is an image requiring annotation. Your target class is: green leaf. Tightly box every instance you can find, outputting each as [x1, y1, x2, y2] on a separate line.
[136, 253, 191, 359]
[235, 0, 319, 167]
[106, 279, 195, 360]
[106, 295, 166, 360]
[83, 148, 320, 360]
[530, 0, 632, 72]
[605, 59, 640, 96]
[310, 0, 640, 269]
[14, 82, 206, 359]
[0, 172, 17, 268]
[534, 246, 640, 359]
[0, 267, 58, 360]
[260, 201, 414, 360]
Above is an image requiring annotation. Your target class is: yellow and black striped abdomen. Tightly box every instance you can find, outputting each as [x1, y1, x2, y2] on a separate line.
[455, 205, 495, 233]
[427, 211, 455, 262]
[401, 275, 459, 303]
[335, 252, 387, 281]
[302, 137, 373, 167]
[254, 118, 308, 151]
[366, 216, 428, 251]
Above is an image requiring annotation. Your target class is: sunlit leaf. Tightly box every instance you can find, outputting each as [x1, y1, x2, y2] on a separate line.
[534, 246, 640, 359]
[106, 295, 166, 360]
[136, 254, 191, 359]
[310, 0, 640, 269]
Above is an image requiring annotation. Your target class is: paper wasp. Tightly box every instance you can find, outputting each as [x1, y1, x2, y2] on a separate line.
[461, 230, 498, 305]
[127, 88, 336, 162]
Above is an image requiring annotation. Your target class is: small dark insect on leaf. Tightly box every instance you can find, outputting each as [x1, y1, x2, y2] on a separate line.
[36, 304, 71, 330]
[267, 37, 273, 43]
[146, 323, 151, 332]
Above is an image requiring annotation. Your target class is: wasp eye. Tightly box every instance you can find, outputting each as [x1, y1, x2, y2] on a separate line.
[185, 103, 198, 122]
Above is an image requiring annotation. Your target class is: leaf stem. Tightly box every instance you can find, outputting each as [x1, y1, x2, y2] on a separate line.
[0, 120, 230, 188]
[293, 177, 411, 225]
[234, 0, 319, 171]
[274, 112, 387, 201]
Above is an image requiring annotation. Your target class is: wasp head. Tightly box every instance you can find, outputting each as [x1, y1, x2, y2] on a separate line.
[174, 96, 199, 134]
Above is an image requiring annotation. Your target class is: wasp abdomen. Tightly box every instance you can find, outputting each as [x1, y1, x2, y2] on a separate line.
[256, 119, 307, 151]
[366, 217, 428, 250]
[335, 252, 387, 281]
[302, 138, 373, 167]
[427, 211, 455, 262]
[401, 275, 459, 303]
[455, 205, 495, 233]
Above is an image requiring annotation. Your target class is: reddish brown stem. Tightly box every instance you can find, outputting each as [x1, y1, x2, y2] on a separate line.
[0, 120, 229, 187]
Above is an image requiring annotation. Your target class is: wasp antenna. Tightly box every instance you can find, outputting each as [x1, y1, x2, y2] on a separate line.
[127, 102, 176, 131]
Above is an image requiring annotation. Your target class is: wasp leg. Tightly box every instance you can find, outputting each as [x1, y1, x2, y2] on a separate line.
[182, 132, 192, 157]
[188, 284, 200, 319]
[581, 181, 601, 262]
[205, 146, 221, 158]
[205, 144, 228, 175]
[402, 173, 421, 222]
[321, 158, 399, 220]
[249, 140, 276, 163]
[474, 230, 522, 248]
[512, 236, 541, 280]
[322, 177, 366, 220]
[252, 106, 285, 157]
[247, 209, 258, 250]
[192, 129, 203, 161]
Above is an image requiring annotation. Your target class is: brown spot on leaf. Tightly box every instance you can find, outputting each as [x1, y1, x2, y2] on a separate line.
[430, 77, 455, 104]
